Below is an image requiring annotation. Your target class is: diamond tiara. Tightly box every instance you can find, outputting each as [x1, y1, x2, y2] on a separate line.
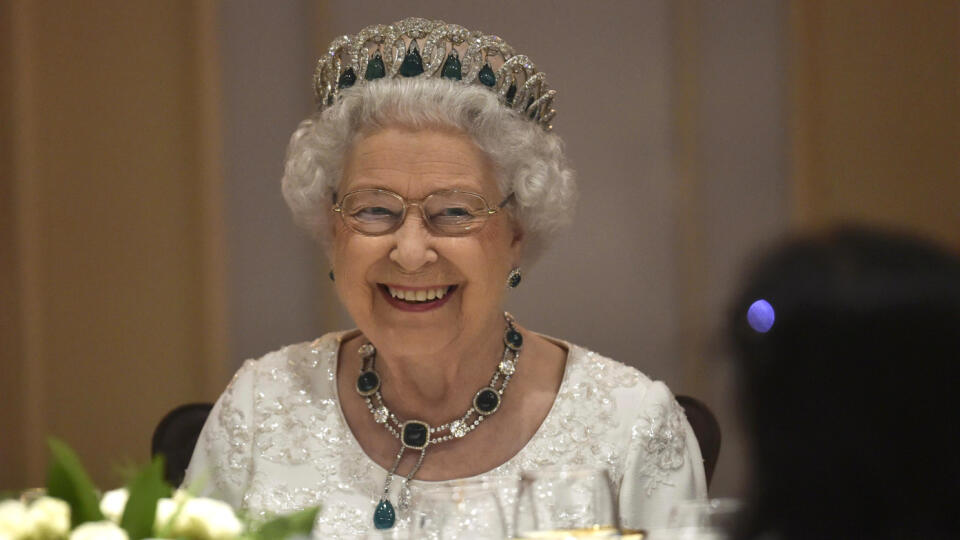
[313, 17, 557, 130]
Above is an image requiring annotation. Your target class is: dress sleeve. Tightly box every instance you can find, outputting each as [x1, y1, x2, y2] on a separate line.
[182, 359, 258, 509]
[619, 380, 708, 531]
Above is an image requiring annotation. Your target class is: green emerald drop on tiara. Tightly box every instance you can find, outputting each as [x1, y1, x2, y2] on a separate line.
[398, 40, 424, 77]
[365, 51, 385, 80]
[441, 50, 462, 80]
[337, 67, 357, 89]
[478, 64, 496, 87]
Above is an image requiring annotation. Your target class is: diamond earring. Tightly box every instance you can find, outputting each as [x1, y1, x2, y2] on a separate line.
[507, 267, 522, 288]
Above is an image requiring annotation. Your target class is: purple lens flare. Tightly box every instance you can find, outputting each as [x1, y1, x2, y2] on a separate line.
[747, 299, 775, 333]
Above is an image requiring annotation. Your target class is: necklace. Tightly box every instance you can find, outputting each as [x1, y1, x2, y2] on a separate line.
[356, 312, 523, 530]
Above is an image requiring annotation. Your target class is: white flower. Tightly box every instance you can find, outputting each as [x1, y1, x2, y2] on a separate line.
[99, 489, 129, 524]
[153, 489, 192, 534]
[0, 500, 30, 540]
[68, 521, 129, 540]
[174, 497, 243, 540]
[155, 491, 244, 540]
[154, 497, 176, 533]
[27, 497, 70, 540]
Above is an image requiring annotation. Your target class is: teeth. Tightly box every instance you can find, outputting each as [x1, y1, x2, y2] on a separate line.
[387, 286, 450, 303]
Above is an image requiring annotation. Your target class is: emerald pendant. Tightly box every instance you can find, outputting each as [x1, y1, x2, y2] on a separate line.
[441, 51, 462, 80]
[373, 499, 396, 529]
[478, 63, 496, 87]
[365, 52, 386, 80]
[337, 67, 356, 89]
[399, 40, 424, 77]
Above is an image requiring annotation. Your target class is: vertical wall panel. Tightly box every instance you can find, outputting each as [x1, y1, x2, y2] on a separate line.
[0, 0, 27, 490]
[791, 0, 959, 245]
[2, 1, 226, 488]
[219, 0, 328, 367]
[674, 0, 790, 498]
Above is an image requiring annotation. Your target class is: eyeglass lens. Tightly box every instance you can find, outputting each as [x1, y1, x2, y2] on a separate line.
[339, 190, 492, 235]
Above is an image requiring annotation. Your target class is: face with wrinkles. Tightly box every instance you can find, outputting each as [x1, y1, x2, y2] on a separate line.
[330, 125, 523, 357]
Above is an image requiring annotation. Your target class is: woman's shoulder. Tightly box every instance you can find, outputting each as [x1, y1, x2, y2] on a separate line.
[556, 341, 706, 516]
[560, 340, 663, 400]
[223, 330, 350, 396]
[507, 338, 690, 485]
[565, 341, 687, 427]
[561, 341, 691, 458]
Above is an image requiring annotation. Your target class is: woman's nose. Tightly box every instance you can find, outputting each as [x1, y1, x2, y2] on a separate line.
[389, 212, 438, 271]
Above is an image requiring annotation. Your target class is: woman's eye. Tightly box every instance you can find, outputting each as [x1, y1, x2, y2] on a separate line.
[354, 206, 398, 221]
[432, 207, 472, 219]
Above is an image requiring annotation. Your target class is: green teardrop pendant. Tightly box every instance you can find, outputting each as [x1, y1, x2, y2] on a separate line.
[441, 51, 462, 80]
[337, 67, 356, 89]
[373, 499, 396, 529]
[478, 64, 496, 87]
[398, 41, 424, 77]
[365, 52, 386, 80]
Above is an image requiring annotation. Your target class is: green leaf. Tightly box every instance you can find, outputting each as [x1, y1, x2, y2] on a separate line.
[120, 456, 172, 540]
[45, 437, 104, 527]
[252, 507, 319, 540]
[112, 458, 145, 485]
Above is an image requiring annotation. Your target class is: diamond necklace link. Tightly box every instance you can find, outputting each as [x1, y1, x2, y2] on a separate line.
[365, 345, 517, 441]
[356, 312, 523, 529]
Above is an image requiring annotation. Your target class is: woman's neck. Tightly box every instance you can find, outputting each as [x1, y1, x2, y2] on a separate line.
[357, 315, 508, 425]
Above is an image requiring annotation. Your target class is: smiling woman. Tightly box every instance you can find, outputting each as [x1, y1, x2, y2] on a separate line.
[183, 17, 706, 538]
[332, 127, 520, 357]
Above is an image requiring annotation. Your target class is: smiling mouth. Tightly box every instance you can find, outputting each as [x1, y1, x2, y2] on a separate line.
[382, 285, 456, 303]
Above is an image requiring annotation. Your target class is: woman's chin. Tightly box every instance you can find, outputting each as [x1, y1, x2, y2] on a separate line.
[359, 286, 459, 346]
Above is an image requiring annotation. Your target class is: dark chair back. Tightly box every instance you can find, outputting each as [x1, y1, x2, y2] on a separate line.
[151, 402, 213, 487]
[676, 394, 721, 488]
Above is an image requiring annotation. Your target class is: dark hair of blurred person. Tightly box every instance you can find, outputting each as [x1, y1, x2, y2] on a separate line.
[730, 225, 960, 540]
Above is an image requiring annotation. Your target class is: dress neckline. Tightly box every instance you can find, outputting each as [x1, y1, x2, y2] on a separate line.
[327, 329, 576, 485]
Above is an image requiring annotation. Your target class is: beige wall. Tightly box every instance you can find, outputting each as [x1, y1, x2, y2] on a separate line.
[1, 1, 227, 488]
[791, 0, 959, 246]
[217, 1, 330, 366]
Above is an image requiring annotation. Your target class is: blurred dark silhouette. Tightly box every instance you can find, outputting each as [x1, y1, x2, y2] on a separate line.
[730, 225, 960, 540]
[676, 394, 721, 487]
[152, 403, 213, 487]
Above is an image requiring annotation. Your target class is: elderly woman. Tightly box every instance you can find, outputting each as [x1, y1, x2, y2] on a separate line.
[185, 18, 706, 537]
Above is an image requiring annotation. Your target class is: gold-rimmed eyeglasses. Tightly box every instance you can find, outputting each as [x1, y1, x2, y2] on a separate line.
[332, 188, 514, 236]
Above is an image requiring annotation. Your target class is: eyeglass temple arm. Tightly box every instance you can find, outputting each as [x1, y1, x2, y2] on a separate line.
[490, 192, 516, 214]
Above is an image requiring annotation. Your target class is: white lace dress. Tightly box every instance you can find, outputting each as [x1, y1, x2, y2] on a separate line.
[184, 331, 707, 537]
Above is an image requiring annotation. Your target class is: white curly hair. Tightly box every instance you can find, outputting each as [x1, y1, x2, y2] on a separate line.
[281, 77, 576, 264]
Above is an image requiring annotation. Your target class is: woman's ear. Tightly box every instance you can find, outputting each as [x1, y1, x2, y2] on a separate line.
[320, 217, 337, 262]
[510, 222, 525, 256]
[511, 226, 525, 247]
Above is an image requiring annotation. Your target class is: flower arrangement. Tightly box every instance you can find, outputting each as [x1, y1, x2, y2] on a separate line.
[0, 439, 317, 540]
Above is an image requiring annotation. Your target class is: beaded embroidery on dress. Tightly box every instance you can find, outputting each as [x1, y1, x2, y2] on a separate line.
[184, 332, 707, 537]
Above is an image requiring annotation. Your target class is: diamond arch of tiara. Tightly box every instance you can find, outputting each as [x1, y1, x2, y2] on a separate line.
[313, 17, 558, 131]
